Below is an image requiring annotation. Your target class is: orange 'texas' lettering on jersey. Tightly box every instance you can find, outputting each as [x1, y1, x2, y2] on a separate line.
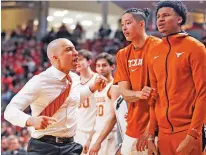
[95, 97, 106, 103]
[128, 59, 143, 67]
[79, 98, 90, 108]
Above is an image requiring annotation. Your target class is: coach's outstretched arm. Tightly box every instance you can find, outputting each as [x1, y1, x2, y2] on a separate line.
[4, 76, 56, 129]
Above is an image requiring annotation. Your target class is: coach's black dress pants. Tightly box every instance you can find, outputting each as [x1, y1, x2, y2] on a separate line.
[27, 137, 82, 155]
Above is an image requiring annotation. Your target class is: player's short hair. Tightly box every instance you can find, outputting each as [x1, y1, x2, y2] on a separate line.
[123, 8, 151, 28]
[95, 52, 115, 66]
[156, 0, 187, 25]
[78, 49, 93, 61]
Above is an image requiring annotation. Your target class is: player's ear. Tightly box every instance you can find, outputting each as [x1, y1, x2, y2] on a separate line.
[88, 59, 93, 66]
[111, 64, 115, 71]
[177, 16, 183, 25]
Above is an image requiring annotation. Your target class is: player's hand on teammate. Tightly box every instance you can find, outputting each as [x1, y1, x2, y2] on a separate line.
[26, 116, 56, 130]
[176, 134, 196, 155]
[89, 142, 101, 155]
[136, 132, 149, 152]
[138, 86, 153, 100]
[148, 139, 159, 155]
[83, 139, 91, 154]
[90, 74, 107, 92]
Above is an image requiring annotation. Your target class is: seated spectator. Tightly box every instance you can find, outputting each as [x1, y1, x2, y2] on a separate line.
[1, 31, 6, 40]
[98, 24, 111, 38]
[56, 23, 72, 39]
[1, 136, 8, 152]
[2, 135, 27, 155]
[42, 28, 56, 44]
[114, 19, 125, 42]
[73, 21, 84, 40]
[10, 25, 24, 39]
[24, 19, 34, 40]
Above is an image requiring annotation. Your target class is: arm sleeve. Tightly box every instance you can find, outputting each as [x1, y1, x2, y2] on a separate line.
[148, 53, 158, 135]
[187, 43, 206, 138]
[113, 50, 130, 85]
[4, 76, 41, 127]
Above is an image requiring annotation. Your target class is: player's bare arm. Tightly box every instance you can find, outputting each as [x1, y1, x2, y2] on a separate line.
[118, 81, 152, 102]
[83, 129, 95, 154]
[89, 85, 120, 155]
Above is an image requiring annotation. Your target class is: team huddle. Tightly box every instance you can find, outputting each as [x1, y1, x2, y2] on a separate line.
[4, 1, 206, 155]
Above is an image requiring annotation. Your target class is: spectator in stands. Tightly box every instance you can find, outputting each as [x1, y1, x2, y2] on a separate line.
[24, 20, 34, 40]
[42, 28, 56, 44]
[114, 19, 126, 42]
[2, 135, 27, 155]
[73, 21, 84, 40]
[201, 36, 206, 46]
[10, 25, 24, 39]
[56, 23, 72, 39]
[1, 136, 8, 152]
[1, 31, 6, 40]
[98, 24, 111, 38]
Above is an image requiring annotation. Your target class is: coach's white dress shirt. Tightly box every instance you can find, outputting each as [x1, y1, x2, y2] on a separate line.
[4, 66, 92, 138]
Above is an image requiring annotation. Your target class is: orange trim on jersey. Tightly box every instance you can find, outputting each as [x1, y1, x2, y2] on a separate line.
[107, 85, 112, 99]
[80, 73, 95, 85]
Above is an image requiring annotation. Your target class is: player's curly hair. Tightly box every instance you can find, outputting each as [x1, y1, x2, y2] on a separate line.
[156, 0, 187, 25]
[123, 8, 151, 28]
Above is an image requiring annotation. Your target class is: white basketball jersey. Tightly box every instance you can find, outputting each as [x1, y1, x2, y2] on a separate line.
[94, 80, 115, 132]
[76, 73, 98, 132]
[114, 95, 128, 140]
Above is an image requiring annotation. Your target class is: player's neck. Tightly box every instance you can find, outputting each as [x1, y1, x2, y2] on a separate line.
[106, 74, 113, 83]
[132, 33, 148, 50]
[80, 68, 94, 82]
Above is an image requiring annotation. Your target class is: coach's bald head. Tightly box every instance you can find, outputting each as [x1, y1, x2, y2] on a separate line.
[47, 38, 71, 61]
[46, 38, 78, 73]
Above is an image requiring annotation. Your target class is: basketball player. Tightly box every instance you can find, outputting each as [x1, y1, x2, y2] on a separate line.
[114, 8, 161, 155]
[88, 94, 128, 155]
[148, 1, 206, 155]
[84, 53, 118, 155]
[74, 49, 98, 155]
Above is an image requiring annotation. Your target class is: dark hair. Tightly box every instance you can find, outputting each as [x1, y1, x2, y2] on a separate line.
[95, 52, 115, 66]
[156, 0, 187, 25]
[123, 8, 150, 28]
[78, 49, 93, 61]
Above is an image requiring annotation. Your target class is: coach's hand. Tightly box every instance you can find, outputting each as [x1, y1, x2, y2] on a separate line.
[26, 116, 56, 130]
[176, 135, 196, 155]
[90, 74, 107, 92]
[89, 142, 101, 155]
[148, 140, 158, 155]
[137, 86, 153, 100]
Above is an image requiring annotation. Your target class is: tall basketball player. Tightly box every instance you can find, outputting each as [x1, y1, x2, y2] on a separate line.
[85, 53, 118, 155]
[74, 49, 98, 155]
